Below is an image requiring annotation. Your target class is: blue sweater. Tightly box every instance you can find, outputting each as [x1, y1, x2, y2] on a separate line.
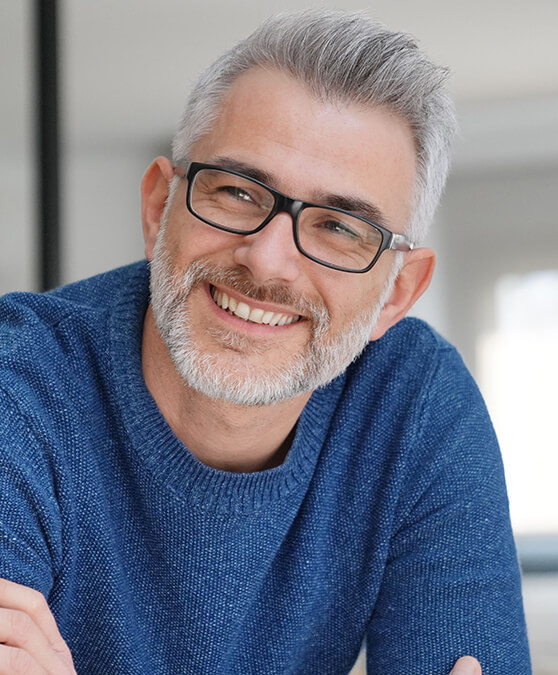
[0, 261, 530, 674]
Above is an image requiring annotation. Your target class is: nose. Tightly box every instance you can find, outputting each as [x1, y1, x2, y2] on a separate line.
[231, 212, 302, 285]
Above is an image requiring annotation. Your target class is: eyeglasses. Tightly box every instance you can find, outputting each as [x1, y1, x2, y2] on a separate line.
[174, 162, 414, 274]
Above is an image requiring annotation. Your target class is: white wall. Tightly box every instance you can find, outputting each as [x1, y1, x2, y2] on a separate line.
[0, 1, 34, 293]
[62, 143, 155, 283]
[438, 165, 558, 373]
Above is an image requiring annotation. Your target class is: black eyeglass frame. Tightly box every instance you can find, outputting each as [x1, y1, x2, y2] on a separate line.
[174, 161, 414, 274]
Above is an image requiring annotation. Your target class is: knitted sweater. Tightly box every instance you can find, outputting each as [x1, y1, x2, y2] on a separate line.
[0, 261, 530, 674]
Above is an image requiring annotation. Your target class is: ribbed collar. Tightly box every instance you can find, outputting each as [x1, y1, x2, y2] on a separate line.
[109, 261, 345, 514]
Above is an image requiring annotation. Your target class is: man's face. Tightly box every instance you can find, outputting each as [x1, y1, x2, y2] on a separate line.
[147, 68, 417, 406]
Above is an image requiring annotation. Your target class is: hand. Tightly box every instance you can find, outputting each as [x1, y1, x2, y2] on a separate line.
[0, 578, 76, 674]
[450, 656, 482, 674]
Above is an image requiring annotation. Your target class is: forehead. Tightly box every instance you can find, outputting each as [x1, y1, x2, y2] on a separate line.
[190, 67, 417, 231]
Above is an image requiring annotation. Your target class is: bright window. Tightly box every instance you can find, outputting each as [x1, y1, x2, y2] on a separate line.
[477, 270, 558, 535]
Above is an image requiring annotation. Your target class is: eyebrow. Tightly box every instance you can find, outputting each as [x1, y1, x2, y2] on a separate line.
[317, 194, 389, 227]
[209, 155, 390, 227]
[210, 156, 275, 186]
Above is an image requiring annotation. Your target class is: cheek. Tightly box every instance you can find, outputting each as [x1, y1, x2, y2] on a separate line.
[165, 216, 240, 265]
[320, 273, 384, 327]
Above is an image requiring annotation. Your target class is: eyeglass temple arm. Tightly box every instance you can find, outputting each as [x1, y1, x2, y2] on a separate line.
[390, 233, 415, 252]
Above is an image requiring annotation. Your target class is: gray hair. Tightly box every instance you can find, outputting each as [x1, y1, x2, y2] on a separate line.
[171, 9, 457, 243]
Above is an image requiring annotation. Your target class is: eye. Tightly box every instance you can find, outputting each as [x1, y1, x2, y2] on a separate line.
[319, 218, 361, 240]
[219, 185, 256, 203]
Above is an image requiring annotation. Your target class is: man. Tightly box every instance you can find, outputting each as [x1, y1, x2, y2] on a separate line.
[0, 9, 530, 674]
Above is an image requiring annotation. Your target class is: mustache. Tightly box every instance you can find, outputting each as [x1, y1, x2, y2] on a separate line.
[182, 259, 330, 325]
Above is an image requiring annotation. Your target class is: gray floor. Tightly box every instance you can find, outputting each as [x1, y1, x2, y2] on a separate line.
[348, 573, 558, 674]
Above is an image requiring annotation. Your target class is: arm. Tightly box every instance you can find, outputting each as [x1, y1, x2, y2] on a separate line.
[0, 388, 75, 673]
[0, 576, 478, 675]
[0, 388, 62, 596]
[366, 348, 531, 674]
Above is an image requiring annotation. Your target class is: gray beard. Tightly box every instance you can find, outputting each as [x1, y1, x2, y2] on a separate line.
[149, 228, 396, 407]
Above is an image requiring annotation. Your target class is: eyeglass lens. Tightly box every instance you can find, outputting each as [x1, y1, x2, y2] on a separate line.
[190, 168, 383, 271]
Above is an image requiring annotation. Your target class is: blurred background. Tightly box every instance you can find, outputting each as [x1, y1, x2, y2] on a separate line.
[1, 1, 557, 671]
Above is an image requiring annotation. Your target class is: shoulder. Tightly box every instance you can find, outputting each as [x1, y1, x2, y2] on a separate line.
[338, 317, 500, 494]
[0, 261, 148, 360]
[0, 261, 148, 337]
[0, 260, 149, 431]
[365, 315, 458, 367]
[371, 316, 489, 425]
[345, 316, 475, 412]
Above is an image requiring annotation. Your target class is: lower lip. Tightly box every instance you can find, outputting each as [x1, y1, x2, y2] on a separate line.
[204, 284, 303, 335]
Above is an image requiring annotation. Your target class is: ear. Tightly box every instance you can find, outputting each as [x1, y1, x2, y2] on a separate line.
[369, 247, 436, 341]
[141, 156, 175, 261]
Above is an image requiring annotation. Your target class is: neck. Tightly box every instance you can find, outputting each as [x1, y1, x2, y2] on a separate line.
[142, 305, 310, 473]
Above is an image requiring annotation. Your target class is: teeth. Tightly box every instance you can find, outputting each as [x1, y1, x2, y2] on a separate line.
[235, 301, 250, 320]
[211, 287, 300, 326]
[248, 308, 265, 323]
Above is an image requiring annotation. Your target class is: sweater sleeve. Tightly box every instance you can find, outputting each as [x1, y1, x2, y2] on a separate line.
[0, 386, 62, 599]
[365, 347, 531, 675]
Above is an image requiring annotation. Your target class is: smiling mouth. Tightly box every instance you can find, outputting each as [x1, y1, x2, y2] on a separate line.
[210, 285, 302, 326]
